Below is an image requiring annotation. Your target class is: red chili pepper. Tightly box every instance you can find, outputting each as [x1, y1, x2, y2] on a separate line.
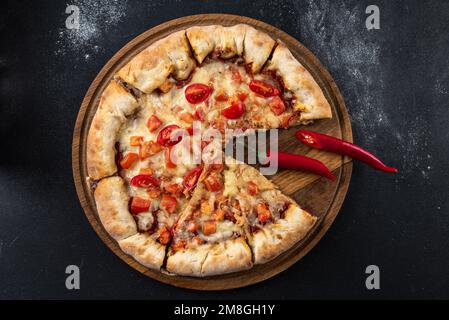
[295, 130, 398, 173]
[266, 150, 335, 181]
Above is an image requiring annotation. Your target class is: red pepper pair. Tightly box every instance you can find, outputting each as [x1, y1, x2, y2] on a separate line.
[265, 130, 397, 181]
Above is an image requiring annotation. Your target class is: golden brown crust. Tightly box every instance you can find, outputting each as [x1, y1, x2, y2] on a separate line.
[243, 26, 276, 73]
[266, 41, 332, 122]
[249, 204, 317, 264]
[86, 80, 138, 180]
[117, 30, 195, 93]
[94, 176, 138, 240]
[118, 233, 165, 270]
[166, 237, 252, 277]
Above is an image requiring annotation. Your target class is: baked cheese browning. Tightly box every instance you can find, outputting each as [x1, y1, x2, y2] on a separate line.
[87, 80, 139, 180]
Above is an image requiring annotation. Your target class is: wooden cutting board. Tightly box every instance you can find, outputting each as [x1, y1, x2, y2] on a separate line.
[72, 14, 352, 290]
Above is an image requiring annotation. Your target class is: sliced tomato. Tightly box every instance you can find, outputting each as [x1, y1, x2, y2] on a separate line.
[147, 115, 162, 132]
[187, 221, 198, 233]
[119, 153, 138, 169]
[139, 141, 162, 159]
[249, 80, 280, 97]
[164, 147, 177, 168]
[147, 186, 162, 199]
[222, 101, 245, 119]
[215, 91, 229, 102]
[130, 136, 143, 146]
[183, 166, 203, 190]
[130, 174, 160, 188]
[130, 196, 151, 214]
[158, 227, 172, 245]
[139, 168, 154, 175]
[247, 181, 258, 195]
[256, 203, 272, 224]
[160, 195, 177, 214]
[268, 96, 286, 115]
[180, 112, 194, 124]
[202, 220, 217, 235]
[164, 183, 183, 195]
[185, 83, 212, 104]
[204, 172, 223, 192]
[157, 124, 183, 147]
[194, 107, 205, 121]
[237, 91, 248, 101]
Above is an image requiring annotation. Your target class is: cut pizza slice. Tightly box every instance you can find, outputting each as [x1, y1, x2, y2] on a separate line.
[166, 159, 253, 276]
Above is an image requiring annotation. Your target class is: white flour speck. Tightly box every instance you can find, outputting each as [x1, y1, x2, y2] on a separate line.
[55, 0, 127, 58]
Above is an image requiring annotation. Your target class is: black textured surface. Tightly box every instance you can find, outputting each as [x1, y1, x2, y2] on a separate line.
[1, 0, 448, 299]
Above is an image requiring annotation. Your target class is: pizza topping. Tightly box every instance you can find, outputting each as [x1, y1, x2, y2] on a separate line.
[247, 181, 258, 195]
[187, 221, 198, 233]
[200, 200, 213, 215]
[164, 147, 177, 168]
[147, 115, 162, 132]
[236, 91, 248, 101]
[256, 203, 272, 224]
[249, 80, 280, 97]
[222, 101, 245, 119]
[215, 91, 229, 102]
[130, 196, 151, 214]
[158, 227, 172, 245]
[193, 107, 205, 121]
[204, 172, 223, 192]
[179, 112, 194, 124]
[147, 186, 162, 199]
[185, 83, 212, 104]
[139, 141, 162, 159]
[119, 153, 138, 169]
[214, 208, 225, 221]
[130, 174, 160, 188]
[201, 220, 217, 235]
[130, 136, 143, 146]
[295, 130, 398, 173]
[171, 240, 186, 251]
[164, 183, 183, 196]
[157, 124, 183, 147]
[232, 69, 243, 83]
[182, 166, 203, 191]
[139, 168, 154, 175]
[268, 96, 286, 115]
[160, 195, 177, 214]
[192, 236, 204, 246]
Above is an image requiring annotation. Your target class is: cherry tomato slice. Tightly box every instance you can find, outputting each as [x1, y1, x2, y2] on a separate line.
[130, 174, 160, 188]
[130, 196, 151, 214]
[156, 125, 183, 147]
[185, 83, 212, 104]
[249, 80, 280, 97]
[221, 101, 245, 119]
[183, 166, 203, 190]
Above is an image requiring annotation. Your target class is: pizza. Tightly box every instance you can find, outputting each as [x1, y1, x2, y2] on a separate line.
[86, 24, 332, 276]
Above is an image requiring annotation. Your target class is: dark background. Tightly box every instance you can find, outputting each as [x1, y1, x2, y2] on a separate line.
[1, 0, 448, 299]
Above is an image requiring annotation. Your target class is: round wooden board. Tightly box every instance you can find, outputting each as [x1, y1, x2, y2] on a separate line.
[72, 14, 352, 290]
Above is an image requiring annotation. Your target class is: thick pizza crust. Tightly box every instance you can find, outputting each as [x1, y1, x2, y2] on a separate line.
[94, 176, 138, 240]
[118, 233, 165, 270]
[166, 237, 252, 277]
[249, 204, 317, 264]
[186, 24, 275, 73]
[266, 42, 332, 122]
[117, 30, 195, 93]
[86, 80, 139, 180]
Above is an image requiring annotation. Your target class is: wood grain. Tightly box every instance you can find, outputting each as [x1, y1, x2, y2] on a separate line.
[72, 14, 352, 290]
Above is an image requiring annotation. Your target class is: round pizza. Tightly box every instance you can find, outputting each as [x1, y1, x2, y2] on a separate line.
[86, 24, 332, 277]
